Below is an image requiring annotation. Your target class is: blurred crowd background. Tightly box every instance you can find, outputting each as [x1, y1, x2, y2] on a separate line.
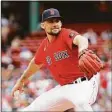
[1, 1, 112, 112]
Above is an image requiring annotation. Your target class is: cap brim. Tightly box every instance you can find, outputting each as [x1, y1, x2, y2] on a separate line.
[42, 16, 62, 22]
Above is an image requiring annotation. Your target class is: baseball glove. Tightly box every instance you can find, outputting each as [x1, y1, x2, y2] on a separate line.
[78, 49, 103, 79]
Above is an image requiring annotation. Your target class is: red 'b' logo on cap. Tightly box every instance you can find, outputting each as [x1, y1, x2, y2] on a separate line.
[50, 9, 55, 15]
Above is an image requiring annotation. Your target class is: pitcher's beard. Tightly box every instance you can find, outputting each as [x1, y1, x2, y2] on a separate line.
[48, 29, 61, 36]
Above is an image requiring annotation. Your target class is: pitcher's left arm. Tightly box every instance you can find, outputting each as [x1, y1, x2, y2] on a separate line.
[73, 35, 103, 78]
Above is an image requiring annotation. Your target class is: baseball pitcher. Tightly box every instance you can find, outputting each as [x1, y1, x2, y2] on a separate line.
[11, 8, 103, 111]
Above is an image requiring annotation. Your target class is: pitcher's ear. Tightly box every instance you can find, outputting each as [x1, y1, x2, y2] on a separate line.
[40, 23, 45, 29]
[60, 22, 62, 27]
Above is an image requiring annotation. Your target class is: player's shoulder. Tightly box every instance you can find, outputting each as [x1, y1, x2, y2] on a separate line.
[61, 28, 79, 36]
[62, 28, 78, 33]
[38, 38, 47, 49]
[40, 38, 47, 44]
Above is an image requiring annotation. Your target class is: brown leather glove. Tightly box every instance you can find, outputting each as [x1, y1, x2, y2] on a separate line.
[78, 49, 103, 79]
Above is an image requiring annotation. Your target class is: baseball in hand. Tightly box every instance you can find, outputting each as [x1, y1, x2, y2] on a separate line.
[14, 90, 20, 100]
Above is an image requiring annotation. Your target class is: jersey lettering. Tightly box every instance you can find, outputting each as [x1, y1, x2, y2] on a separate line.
[46, 50, 69, 65]
[54, 50, 69, 61]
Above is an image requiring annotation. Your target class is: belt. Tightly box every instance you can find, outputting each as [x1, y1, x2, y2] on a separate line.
[68, 76, 88, 84]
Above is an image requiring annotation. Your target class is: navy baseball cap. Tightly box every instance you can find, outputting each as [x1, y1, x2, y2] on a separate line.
[42, 8, 62, 22]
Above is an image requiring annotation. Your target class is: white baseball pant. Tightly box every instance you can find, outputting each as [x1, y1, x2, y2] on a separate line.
[20, 73, 99, 111]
